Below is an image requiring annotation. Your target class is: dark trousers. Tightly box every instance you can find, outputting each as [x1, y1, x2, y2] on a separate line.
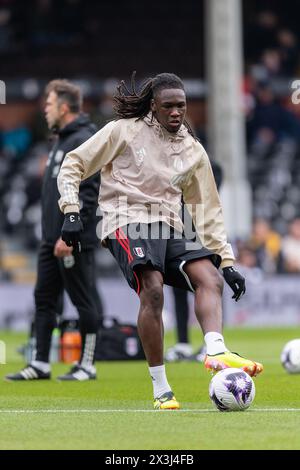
[34, 242, 102, 363]
[172, 287, 189, 344]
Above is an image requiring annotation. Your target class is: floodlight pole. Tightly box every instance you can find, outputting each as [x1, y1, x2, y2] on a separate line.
[205, 0, 252, 239]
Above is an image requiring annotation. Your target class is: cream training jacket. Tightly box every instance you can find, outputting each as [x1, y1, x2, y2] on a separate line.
[57, 113, 235, 268]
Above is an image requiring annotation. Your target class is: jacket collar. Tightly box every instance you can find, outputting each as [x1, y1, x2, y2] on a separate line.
[55, 113, 94, 137]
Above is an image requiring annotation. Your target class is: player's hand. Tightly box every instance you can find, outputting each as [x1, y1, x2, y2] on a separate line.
[61, 212, 83, 253]
[223, 266, 246, 302]
[54, 238, 73, 258]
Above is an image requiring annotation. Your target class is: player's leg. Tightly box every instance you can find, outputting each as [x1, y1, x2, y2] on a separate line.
[135, 266, 164, 366]
[136, 266, 180, 410]
[106, 224, 179, 409]
[165, 288, 193, 361]
[184, 258, 224, 335]
[165, 232, 263, 377]
[5, 242, 62, 381]
[58, 249, 99, 381]
[183, 258, 263, 376]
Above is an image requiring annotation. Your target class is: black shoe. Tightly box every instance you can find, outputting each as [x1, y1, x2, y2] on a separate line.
[57, 364, 96, 381]
[5, 365, 51, 381]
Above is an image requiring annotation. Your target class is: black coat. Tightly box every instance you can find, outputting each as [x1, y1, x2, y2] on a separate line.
[41, 114, 100, 249]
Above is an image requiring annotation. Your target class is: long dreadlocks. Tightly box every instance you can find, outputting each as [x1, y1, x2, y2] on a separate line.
[113, 72, 196, 139]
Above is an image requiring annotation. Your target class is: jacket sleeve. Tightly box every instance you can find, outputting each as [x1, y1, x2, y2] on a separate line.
[57, 120, 127, 214]
[72, 134, 101, 228]
[182, 148, 235, 269]
[78, 172, 100, 228]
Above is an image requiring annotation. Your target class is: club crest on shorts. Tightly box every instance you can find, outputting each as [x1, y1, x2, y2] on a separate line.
[133, 247, 145, 258]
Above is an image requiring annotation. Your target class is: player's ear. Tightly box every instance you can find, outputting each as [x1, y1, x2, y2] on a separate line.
[60, 102, 69, 117]
[150, 98, 156, 112]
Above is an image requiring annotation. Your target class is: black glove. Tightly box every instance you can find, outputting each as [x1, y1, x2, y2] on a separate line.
[223, 266, 246, 302]
[61, 212, 83, 253]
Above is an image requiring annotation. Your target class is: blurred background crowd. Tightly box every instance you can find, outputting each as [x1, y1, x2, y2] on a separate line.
[1, 0, 300, 284]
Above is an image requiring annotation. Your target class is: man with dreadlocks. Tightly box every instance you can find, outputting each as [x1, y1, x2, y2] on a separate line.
[57, 72, 263, 410]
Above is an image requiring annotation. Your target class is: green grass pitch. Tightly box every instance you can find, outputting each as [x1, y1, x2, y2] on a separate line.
[0, 327, 300, 450]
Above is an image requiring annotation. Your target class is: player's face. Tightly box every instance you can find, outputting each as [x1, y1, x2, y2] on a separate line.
[44, 91, 62, 129]
[151, 88, 186, 133]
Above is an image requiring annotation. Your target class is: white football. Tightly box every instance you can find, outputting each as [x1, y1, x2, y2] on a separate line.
[209, 368, 255, 412]
[281, 339, 300, 374]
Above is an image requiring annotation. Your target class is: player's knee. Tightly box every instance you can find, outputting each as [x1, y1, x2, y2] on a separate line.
[214, 269, 224, 293]
[207, 268, 224, 293]
[194, 266, 223, 293]
[141, 284, 164, 310]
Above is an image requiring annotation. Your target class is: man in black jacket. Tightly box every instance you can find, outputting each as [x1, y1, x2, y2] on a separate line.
[6, 80, 102, 381]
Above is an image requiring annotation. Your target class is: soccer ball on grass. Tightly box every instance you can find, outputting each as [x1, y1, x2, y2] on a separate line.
[209, 368, 255, 412]
[281, 339, 300, 374]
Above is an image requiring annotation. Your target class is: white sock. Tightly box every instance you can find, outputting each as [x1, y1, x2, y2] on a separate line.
[31, 360, 51, 373]
[149, 365, 172, 399]
[204, 332, 227, 355]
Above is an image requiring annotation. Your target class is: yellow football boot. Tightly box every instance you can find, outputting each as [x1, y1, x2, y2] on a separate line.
[153, 391, 180, 410]
[204, 351, 263, 377]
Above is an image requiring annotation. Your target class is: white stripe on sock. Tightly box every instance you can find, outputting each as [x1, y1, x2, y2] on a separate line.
[21, 367, 38, 380]
[81, 334, 96, 368]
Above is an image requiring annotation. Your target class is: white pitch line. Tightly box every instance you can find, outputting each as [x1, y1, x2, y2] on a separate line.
[0, 408, 300, 414]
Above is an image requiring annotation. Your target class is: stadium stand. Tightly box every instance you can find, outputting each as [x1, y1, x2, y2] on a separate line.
[2, 0, 300, 280]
